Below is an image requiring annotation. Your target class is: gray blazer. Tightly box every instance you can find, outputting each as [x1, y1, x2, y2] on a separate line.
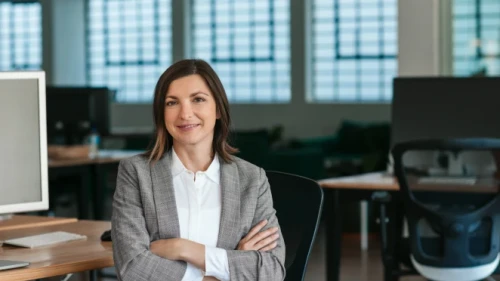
[111, 152, 286, 281]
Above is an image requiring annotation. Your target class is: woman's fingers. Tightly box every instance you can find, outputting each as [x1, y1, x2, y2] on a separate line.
[243, 219, 268, 241]
[259, 241, 278, 252]
[237, 221, 280, 251]
[248, 227, 278, 245]
[254, 232, 279, 250]
[238, 220, 268, 250]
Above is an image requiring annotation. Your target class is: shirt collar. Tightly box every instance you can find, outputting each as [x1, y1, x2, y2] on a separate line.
[171, 149, 220, 184]
[204, 155, 220, 184]
[170, 149, 186, 177]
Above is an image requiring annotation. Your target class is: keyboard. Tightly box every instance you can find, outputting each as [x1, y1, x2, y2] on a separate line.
[3, 231, 87, 248]
[418, 176, 477, 185]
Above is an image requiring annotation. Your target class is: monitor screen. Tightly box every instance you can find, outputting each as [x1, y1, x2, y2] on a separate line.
[0, 71, 48, 215]
[392, 77, 500, 146]
[390, 77, 500, 173]
[45, 86, 112, 145]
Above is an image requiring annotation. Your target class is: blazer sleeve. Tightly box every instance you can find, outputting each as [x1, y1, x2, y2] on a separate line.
[225, 168, 286, 280]
[112, 159, 187, 281]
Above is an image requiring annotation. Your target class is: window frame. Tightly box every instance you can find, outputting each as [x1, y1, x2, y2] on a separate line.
[190, 0, 291, 103]
[0, 0, 42, 71]
[310, 0, 397, 103]
[85, 0, 172, 103]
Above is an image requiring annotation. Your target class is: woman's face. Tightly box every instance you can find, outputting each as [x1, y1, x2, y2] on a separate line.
[164, 74, 219, 150]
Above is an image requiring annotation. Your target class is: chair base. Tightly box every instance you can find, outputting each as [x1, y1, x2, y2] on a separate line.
[410, 254, 500, 281]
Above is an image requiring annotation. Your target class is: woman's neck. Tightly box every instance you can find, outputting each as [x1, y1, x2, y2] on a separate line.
[172, 144, 214, 172]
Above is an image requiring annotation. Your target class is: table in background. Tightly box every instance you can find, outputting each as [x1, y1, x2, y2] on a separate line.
[318, 172, 398, 281]
[48, 150, 143, 220]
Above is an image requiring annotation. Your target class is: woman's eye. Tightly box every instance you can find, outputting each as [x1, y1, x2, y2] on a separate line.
[165, 101, 176, 106]
[193, 97, 205, 103]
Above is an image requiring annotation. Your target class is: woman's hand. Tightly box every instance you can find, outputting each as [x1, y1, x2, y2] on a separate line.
[237, 219, 279, 252]
[203, 277, 220, 281]
[150, 238, 183, 260]
[151, 238, 206, 270]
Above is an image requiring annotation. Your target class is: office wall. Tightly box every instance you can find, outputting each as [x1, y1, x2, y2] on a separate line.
[398, 0, 453, 76]
[41, 0, 87, 86]
[43, 0, 451, 139]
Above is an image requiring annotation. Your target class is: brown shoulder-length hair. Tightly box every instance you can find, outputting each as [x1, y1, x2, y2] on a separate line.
[145, 59, 237, 164]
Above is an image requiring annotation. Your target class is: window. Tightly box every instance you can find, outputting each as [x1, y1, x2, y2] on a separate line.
[312, 0, 397, 102]
[87, 0, 171, 103]
[453, 0, 500, 76]
[191, 0, 290, 103]
[0, 1, 42, 71]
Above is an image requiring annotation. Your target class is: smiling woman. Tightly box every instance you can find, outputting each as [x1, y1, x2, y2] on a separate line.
[147, 59, 236, 164]
[163, 75, 220, 159]
[111, 59, 286, 281]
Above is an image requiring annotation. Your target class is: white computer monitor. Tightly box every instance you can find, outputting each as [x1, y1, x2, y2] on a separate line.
[0, 71, 48, 218]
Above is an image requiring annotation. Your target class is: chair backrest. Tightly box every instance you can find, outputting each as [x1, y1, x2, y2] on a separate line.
[392, 138, 500, 281]
[266, 171, 324, 281]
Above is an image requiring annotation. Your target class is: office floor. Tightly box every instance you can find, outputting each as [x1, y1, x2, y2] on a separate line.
[304, 226, 420, 281]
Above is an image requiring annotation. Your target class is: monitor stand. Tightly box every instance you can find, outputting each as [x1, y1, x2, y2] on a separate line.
[0, 214, 13, 221]
[448, 153, 463, 176]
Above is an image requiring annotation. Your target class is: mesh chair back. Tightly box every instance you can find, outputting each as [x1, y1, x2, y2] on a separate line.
[266, 171, 324, 281]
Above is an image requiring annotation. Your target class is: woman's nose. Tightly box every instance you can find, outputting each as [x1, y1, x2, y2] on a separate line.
[179, 102, 193, 119]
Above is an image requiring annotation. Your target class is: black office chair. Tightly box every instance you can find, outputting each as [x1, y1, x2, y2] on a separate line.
[375, 138, 500, 281]
[266, 171, 324, 281]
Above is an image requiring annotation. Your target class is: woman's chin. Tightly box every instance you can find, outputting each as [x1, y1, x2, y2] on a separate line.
[172, 130, 214, 148]
[174, 136, 204, 147]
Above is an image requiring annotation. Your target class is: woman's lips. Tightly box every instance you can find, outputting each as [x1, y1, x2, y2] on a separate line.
[177, 124, 200, 131]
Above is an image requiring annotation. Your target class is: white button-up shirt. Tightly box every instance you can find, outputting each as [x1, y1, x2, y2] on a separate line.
[171, 149, 230, 281]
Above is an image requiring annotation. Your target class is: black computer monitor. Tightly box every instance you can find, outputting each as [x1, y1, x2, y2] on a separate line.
[45, 86, 114, 145]
[391, 77, 500, 146]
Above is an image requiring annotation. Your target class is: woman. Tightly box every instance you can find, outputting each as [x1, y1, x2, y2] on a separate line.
[112, 59, 286, 281]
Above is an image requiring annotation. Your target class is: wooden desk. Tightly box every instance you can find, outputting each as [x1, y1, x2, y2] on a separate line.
[318, 172, 397, 281]
[320, 172, 498, 193]
[0, 220, 112, 281]
[319, 172, 398, 191]
[0, 216, 77, 232]
[48, 150, 142, 168]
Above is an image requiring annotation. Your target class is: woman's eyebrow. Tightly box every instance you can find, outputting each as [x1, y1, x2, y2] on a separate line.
[166, 91, 209, 99]
[190, 91, 209, 97]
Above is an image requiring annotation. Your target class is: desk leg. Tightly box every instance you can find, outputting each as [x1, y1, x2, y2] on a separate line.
[93, 163, 117, 221]
[89, 269, 97, 281]
[78, 167, 91, 220]
[360, 200, 368, 250]
[92, 164, 102, 221]
[326, 189, 342, 281]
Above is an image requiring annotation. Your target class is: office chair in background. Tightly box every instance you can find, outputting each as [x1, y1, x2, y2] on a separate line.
[266, 171, 324, 281]
[374, 138, 500, 281]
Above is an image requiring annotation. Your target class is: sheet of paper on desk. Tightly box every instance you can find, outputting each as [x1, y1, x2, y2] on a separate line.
[0, 260, 30, 271]
[98, 150, 144, 158]
[3, 231, 86, 248]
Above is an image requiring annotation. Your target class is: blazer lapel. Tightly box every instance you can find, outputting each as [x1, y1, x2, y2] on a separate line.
[217, 158, 241, 249]
[151, 152, 180, 239]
